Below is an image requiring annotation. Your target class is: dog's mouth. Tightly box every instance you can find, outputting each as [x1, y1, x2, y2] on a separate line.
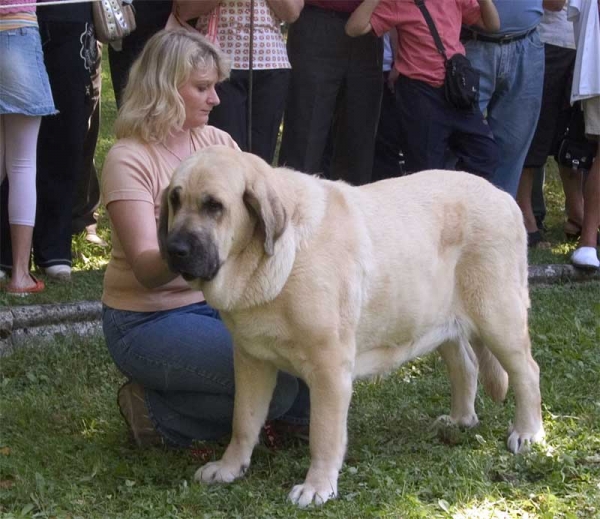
[171, 262, 221, 283]
[165, 231, 221, 283]
[180, 271, 196, 282]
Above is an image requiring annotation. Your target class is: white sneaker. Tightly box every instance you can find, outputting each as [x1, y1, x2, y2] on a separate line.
[44, 265, 72, 281]
[571, 247, 600, 270]
[0, 269, 6, 281]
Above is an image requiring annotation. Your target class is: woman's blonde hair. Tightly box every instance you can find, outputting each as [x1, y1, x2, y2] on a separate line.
[114, 29, 231, 142]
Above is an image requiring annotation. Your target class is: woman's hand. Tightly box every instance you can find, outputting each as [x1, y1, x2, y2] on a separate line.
[107, 200, 179, 289]
[475, 0, 500, 32]
[345, 0, 382, 37]
[266, 0, 304, 23]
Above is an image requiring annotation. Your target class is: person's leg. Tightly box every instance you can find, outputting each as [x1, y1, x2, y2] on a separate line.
[72, 43, 102, 240]
[486, 34, 545, 197]
[571, 96, 600, 268]
[103, 303, 308, 447]
[3, 113, 42, 291]
[396, 76, 452, 173]
[464, 34, 545, 197]
[559, 164, 585, 237]
[108, 0, 172, 107]
[580, 147, 600, 246]
[531, 167, 546, 230]
[450, 108, 499, 180]
[250, 69, 290, 165]
[209, 70, 248, 152]
[372, 71, 405, 182]
[516, 167, 544, 246]
[329, 32, 382, 185]
[33, 22, 96, 273]
[278, 7, 346, 175]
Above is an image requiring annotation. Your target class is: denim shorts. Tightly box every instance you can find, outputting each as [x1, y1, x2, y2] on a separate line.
[0, 27, 56, 116]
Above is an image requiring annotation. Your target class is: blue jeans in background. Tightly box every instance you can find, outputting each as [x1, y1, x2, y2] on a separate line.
[103, 302, 310, 447]
[464, 30, 545, 197]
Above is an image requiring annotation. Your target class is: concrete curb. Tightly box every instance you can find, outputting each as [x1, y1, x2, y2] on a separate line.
[0, 264, 597, 356]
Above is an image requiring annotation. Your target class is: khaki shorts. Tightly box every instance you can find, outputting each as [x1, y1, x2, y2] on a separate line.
[582, 96, 600, 139]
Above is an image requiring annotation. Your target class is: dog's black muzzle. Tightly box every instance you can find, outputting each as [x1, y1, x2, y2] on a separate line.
[165, 229, 221, 282]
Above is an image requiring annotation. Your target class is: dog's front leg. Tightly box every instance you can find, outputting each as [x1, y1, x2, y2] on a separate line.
[195, 347, 277, 484]
[288, 365, 353, 507]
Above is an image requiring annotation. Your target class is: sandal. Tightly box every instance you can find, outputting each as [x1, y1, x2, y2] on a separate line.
[5, 274, 45, 296]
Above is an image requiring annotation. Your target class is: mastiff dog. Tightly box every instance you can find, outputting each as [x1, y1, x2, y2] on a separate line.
[158, 146, 544, 507]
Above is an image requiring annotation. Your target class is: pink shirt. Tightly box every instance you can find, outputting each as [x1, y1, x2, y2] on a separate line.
[0, 0, 35, 15]
[370, 0, 481, 87]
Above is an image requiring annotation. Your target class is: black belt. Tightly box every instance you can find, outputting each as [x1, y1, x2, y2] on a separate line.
[460, 27, 537, 45]
[304, 4, 352, 20]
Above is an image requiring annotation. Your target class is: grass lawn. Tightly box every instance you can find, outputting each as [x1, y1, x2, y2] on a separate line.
[1, 281, 599, 518]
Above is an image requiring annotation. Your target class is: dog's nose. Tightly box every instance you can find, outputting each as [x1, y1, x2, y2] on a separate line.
[167, 238, 191, 258]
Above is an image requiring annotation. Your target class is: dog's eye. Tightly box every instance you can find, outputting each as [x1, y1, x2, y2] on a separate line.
[169, 188, 181, 211]
[202, 196, 224, 215]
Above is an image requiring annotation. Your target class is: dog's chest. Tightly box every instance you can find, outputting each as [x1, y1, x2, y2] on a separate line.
[222, 311, 297, 368]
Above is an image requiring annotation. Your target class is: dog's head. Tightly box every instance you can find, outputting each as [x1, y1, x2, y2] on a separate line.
[158, 146, 288, 286]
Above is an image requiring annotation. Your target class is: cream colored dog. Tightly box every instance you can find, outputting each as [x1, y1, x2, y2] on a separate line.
[158, 146, 544, 507]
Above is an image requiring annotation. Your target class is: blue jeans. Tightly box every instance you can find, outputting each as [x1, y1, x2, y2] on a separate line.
[464, 30, 545, 197]
[103, 302, 310, 447]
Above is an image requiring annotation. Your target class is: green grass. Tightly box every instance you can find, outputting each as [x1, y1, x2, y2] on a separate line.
[1, 281, 599, 518]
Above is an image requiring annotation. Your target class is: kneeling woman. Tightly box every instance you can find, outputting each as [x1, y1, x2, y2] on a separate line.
[101, 29, 309, 447]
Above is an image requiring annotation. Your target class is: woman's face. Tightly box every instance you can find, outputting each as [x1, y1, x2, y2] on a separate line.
[179, 67, 220, 129]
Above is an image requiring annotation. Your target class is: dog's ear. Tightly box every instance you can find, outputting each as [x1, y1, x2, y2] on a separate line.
[244, 177, 287, 256]
[157, 188, 170, 259]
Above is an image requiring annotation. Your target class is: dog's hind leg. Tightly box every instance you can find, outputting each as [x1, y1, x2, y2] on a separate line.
[195, 347, 277, 484]
[437, 339, 479, 428]
[474, 301, 544, 453]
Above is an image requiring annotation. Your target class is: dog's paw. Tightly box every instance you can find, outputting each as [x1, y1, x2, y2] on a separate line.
[288, 481, 338, 508]
[507, 425, 545, 454]
[194, 460, 248, 484]
[435, 413, 479, 429]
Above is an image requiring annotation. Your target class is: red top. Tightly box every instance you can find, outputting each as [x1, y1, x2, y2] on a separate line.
[0, 0, 36, 15]
[305, 0, 362, 13]
[371, 0, 481, 87]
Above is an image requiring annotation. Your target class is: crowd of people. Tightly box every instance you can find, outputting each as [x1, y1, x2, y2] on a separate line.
[1, 0, 599, 446]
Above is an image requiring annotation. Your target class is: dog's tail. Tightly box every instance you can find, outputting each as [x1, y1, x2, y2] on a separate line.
[472, 340, 509, 403]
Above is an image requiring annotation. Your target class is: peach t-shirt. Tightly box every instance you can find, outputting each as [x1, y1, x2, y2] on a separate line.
[101, 125, 239, 312]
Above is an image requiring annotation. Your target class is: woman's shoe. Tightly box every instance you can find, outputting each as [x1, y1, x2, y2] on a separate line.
[43, 265, 72, 281]
[5, 274, 45, 296]
[117, 381, 164, 447]
[571, 247, 600, 270]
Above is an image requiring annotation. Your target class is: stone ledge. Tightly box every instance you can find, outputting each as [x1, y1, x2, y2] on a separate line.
[0, 301, 101, 356]
[0, 264, 597, 356]
[528, 264, 599, 284]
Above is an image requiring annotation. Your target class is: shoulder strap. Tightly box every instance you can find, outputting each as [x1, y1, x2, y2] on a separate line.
[414, 0, 447, 62]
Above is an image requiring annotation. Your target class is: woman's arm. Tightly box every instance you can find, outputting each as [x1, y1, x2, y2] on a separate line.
[107, 200, 179, 289]
[345, 0, 382, 37]
[266, 0, 304, 23]
[472, 0, 500, 31]
[542, 0, 566, 11]
[174, 0, 221, 20]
